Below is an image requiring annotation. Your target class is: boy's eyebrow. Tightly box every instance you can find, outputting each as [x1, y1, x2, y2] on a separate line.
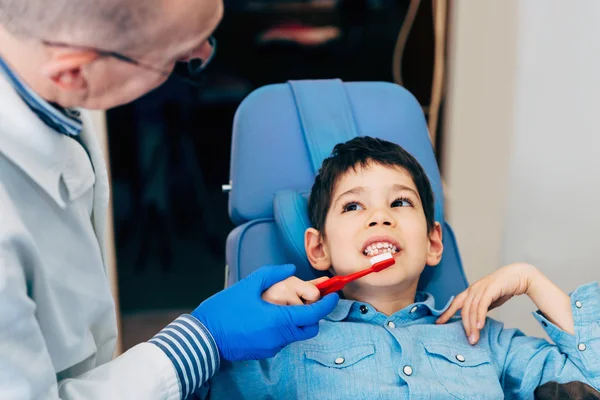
[333, 186, 365, 207]
[392, 184, 420, 200]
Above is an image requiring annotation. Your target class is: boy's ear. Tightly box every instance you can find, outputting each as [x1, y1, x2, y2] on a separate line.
[42, 47, 99, 91]
[305, 228, 331, 271]
[426, 222, 444, 266]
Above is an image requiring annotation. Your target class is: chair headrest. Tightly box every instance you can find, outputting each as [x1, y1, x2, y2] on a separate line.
[228, 80, 444, 226]
[273, 190, 312, 270]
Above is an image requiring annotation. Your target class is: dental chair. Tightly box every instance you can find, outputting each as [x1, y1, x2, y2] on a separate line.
[223, 79, 467, 307]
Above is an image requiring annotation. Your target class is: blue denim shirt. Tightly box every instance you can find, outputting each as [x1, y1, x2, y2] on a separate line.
[199, 282, 600, 399]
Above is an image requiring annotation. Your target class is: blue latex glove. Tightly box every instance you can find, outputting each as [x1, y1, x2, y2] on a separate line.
[192, 264, 339, 361]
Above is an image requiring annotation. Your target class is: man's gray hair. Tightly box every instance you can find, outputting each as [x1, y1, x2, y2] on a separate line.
[0, 0, 157, 48]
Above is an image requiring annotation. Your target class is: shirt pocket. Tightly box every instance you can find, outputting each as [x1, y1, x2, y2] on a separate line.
[423, 342, 503, 400]
[302, 342, 380, 400]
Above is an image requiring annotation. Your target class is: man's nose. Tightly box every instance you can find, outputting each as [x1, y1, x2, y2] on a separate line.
[180, 40, 214, 63]
[365, 208, 396, 228]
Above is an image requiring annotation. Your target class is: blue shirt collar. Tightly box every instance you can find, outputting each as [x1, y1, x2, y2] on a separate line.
[0, 56, 83, 136]
[325, 291, 455, 322]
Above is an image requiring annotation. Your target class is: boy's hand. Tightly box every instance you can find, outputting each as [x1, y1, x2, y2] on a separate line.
[262, 276, 330, 305]
[435, 263, 538, 345]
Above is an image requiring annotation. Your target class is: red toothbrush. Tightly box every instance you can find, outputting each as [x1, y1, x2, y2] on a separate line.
[316, 253, 396, 296]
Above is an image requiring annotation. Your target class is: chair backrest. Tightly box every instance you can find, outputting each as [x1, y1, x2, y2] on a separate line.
[225, 79, 468, 308]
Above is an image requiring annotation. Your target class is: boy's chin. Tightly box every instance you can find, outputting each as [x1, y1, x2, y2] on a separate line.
[354, 268, 412, 288]
[332, 261, 424, 287]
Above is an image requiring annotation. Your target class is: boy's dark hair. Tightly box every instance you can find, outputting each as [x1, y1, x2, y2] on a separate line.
[308, 136, 435, 234]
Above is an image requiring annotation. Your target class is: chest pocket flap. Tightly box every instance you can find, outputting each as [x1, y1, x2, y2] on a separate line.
[424, 342, 490, 367]
[305, 343, 375, 369]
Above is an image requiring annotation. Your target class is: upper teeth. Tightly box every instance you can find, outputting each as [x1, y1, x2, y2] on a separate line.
[363, 242, 399, 256]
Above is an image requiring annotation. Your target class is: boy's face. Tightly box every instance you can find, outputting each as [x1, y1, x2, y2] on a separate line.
[305, 162, 443, 293]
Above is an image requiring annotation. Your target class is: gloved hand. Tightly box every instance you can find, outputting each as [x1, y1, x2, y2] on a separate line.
[192, 264, 339, 361]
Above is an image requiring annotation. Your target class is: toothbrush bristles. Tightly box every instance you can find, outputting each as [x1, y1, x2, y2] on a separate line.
[369, 252, 394, 265]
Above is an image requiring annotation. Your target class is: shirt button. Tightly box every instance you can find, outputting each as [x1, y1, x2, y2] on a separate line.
[410, 306, 418, 314]
[575, 301, 583, 308]
[578, 343, 587, 352]
[455, 354, 465, 362]
[541, 321, 548, 327]
[360, 305, 369, 314]
[403, 365, 413, 376]
[387, 321, 396, 329]
[335, 357, 345, 365]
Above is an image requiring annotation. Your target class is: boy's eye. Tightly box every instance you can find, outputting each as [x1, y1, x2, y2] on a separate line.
[391, 197, 413, 208]
[342, 202, 364, 212]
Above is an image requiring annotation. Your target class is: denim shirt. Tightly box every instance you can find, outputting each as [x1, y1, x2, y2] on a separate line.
[199, 282, 600, 399]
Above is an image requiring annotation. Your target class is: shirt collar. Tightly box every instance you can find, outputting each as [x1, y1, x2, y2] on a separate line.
[0, 56, 82, 137]
[0, 72, 95, 208]
[325, 291, 455, 323]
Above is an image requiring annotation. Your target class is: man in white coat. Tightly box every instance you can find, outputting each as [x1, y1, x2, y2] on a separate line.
[0, 0, 339, 399]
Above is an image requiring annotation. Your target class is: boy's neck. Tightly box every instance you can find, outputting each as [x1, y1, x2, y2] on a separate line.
[342, 281, 419, 316]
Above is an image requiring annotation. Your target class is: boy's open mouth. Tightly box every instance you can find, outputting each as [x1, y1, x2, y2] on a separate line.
[361, 237, 401, 257]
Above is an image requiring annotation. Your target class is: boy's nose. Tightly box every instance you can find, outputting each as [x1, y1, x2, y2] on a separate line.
[365, 209, 396, 228]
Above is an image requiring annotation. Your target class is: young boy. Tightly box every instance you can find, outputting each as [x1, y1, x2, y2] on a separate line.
[198, 137, 600, 399]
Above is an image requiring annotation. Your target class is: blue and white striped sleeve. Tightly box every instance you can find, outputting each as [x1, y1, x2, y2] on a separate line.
[149, 314, 220, 399]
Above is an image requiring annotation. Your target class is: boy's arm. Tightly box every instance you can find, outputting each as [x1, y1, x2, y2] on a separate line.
[485, 281, 600, 398]
[525, 268, 574, 334]
[437, 263, 577, 344]
[437, 263, 600, 395]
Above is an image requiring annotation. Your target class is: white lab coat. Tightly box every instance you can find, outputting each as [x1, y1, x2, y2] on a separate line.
[0, 73, 183, 399]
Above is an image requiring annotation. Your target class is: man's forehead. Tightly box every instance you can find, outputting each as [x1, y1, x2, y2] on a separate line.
[157, 0, 222, 38]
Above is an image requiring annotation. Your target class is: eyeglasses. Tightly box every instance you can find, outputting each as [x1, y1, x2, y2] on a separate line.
[41, 36, 217, 86]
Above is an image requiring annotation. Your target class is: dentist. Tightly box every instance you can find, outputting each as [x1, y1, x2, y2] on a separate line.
[0, 0, 338, 398]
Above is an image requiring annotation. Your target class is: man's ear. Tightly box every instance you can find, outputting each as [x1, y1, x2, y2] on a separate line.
[42, 48, 99, 91]
[305, 228, 331, 271]
[426, 222, 444, 266]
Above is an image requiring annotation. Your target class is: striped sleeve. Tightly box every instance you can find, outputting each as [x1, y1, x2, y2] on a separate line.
[149, 314, 220, 399]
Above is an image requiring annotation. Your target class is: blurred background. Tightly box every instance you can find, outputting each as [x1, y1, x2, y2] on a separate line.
[92, 0, 600, 353]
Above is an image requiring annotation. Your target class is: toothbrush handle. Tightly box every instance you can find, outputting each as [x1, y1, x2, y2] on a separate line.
[315, 268, 376, 296]
[316, 277, 346, 296]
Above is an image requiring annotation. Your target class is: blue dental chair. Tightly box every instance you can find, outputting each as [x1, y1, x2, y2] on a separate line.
[224, 79, 468, 308]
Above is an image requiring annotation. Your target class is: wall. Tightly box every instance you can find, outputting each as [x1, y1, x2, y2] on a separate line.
[444, 0, 600, 337]
[443, 0, 518, 283]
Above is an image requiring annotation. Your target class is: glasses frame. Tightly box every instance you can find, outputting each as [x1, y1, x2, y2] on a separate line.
[41, 36, 217, 85]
